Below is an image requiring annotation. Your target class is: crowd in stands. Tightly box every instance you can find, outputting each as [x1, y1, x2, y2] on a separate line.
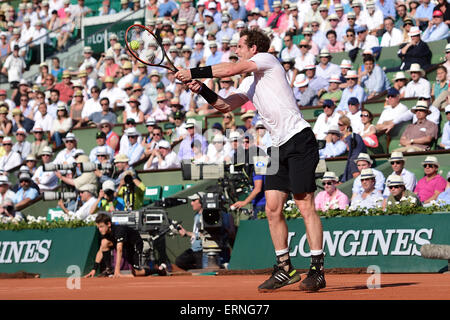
[0, 0, 450, 223]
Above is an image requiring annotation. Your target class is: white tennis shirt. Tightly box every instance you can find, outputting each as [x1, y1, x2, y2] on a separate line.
[236, 53, 310, 147]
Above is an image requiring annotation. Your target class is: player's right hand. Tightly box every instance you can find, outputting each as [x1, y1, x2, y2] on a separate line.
[84, 270, 96, 278]
[187, 80, 203, 93]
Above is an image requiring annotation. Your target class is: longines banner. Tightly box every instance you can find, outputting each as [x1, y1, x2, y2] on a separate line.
[0, 227, 99, 278]
[229, 213, 450, 273]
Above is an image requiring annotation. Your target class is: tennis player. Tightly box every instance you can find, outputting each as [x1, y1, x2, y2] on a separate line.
[175, 29, 325, 292]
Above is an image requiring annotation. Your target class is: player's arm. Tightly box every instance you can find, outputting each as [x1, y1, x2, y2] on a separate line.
[84, 248, 104, 278]
[187, 80, 248, 113]
[176, 60, 258, 82]
[113, 242, 123, 278]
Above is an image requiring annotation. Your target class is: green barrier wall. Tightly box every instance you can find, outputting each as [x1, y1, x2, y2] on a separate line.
[229, 213, 450, 273]
[0, 226, 99, 278]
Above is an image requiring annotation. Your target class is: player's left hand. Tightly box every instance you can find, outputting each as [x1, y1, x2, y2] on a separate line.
[175, 69, 192, 82]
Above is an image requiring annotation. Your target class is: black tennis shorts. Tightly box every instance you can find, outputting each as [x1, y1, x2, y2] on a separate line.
[122, 240, 143, 270]
[265, 127, 319, 195]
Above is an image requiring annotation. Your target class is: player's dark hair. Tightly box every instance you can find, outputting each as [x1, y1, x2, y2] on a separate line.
[95, 213, 112, 224]
[240, 29, 271, 53]
[363, 55, 375, 63]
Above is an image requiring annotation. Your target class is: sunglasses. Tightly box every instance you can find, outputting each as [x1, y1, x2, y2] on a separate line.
[299, 45, 309, 48]
[388, 185, 401, 189]
[391, 161, 403, 165]
[360, 114, 370, 117]
[423, 164, 436, 168]
[337, 123, 345, 126]
[153, 133, 162, 136]
[323, 105, 333, 109]
[323, 181, 334, 186]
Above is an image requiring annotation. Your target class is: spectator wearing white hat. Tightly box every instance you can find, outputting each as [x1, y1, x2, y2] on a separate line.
[318, 74, 343, 106]
[13, 172, 40, 211]
[316, 49, 341, 81]
[0, 176, 16, 207]
[12, 128, 31, 161]
[122, 127, 145, 166]
[337, 70, 366, 112]
[89, 131, 115, 163]
[350, 168, 384, 210]
[414, 156, 447, 204]
[293, 40, 315, 74]
[303, 64, 329, 95]
[32, 146, 58, 191]
[178, 118, 208, 161]
[397, 26, 432, 71]
[439, 105, 450, 149]
[59, 183, 98, 221]
[351, 153, 386, 200]
[293, 74, 317, 107]
[0, 137, 22, 172]
[318, 124, 347, 159]
[382, 151, 417, 197]
[55, 154, 97, 190]
[383, 175, 422, 210]
[360, 1, 384, 34]
[144, 140, 180, 170]
[90, 180, 125, 215]
[314, 172, 349, 211]
[53, 132, 77, 165]
[403, 63, 431, 98]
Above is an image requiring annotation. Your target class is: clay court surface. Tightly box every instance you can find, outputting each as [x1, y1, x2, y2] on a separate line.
[1, 273, 449, 300]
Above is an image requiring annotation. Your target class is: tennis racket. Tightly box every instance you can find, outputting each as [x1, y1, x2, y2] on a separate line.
[125, 24, 178, 72]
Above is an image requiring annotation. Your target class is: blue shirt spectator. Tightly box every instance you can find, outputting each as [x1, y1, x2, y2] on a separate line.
[360, 64, 390, 98]
[440, 110, 450, 149]
[159, 0, 178, 17]
[229, 2, 248, 22]
[178, 131, 208, 161]
[337, 83, 366, 112]
[205, 50, 223, 66]
[376, 0, 396, 19]
[415, 1, 435, 21]
[422, 21, 449, 42]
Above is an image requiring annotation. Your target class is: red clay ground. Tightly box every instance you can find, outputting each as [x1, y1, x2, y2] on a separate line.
[1, 273, 449, 300]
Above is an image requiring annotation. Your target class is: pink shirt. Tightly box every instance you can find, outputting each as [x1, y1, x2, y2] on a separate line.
[327, 42, 345, 53]
[414, 174, 447, 202]
[315, 189, 349, 211]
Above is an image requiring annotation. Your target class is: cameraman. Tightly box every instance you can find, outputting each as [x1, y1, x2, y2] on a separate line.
[175, 192, 205, 271]
[114, 154, 145, 210]
[92, 146, 114, 185]
[84, 213, 168, 278]
[90, 180, 125, 214]
[57, 183, 98, 221]
[0, 199, 22, 223]
[55, 154, 97, 190]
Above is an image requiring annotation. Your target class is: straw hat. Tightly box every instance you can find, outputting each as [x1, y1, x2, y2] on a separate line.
[407, 63, 425, 77]
[388, 151, 405, 163]
[421, 156, 439, 167]
[360, 168, 375, 179]
[322, 171, 339, 182]
[354, 152, 373, 165]
[387, 175, 405, 187]
[411, 100, 431, 114]
[293, 74, 309, 87]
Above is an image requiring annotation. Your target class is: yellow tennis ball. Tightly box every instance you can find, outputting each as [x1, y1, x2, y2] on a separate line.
[130, 40, 140, 50]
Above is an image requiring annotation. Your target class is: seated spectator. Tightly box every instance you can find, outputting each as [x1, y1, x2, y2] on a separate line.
[313, 99, 340, 140]
[150, 93, 171, 122]
[391, 72, 408, 98]
[337, 70, 366, 112]
[33, 102, 54, 132]
[431, 65, 448, 101]
[354, 25, 379, 52]
[317, 75, 343, 106]
[315, 171, 349, 211]
[222, 112, 237, 132]
[404, 63, 431, 98]
[143, 140, 180, 170]
[0, 175, 16, 206]
[396, 103, 438, 152]
[89, 131, 115, 163]
[11, 108, 34, 134]
[294, 40, 315, 74]
[293, 74, 318, 107]
[99, 119, 119, 154]
[58, 183, 98, 221]
[414, 156, 447, 204]
[86, 97, 117, 126]
[70, 90, 85, 128]
[53, 132, 78, 165]
[380, 16, 403, 47]
[254, 121, 272, 153]
[24, 155, 37, 176]
[343, 27, 357, 52]
[359, 55, 390, 100]
[178, 119, 208, 161]
[398, 27, 432, 72]
[50, 102, 73, 148]
[91, 180, 125, 214]
[383, 175, 422, 211]
[0, 106, 12, 137]
[351, 153, 385, 200]
[12, 128, 31, 161]
[32, 146, 58, 191]
[123, 95, 144, 124]
[376, 88, 410, 134]
[350, 168, 384, 210]
[440, 105, 450, 149]
[382, 152, 417, 198]
[123, 127, 145, 167]
[13, 172, 40, 211]
[0, 137, 22, 172]
[319, 125, 347, 159]
[326, 30, 344, 53]
[422, 10, 449, 42]
[436, 172, 450, 205]
[0, 199, 22, 223]
[303, 64, 329, 95]
[206, 134, 232, 164]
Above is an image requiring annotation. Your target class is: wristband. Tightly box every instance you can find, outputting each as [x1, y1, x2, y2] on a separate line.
[199, 83, 218, 105]
[93, 262, 100, 271]
[190, 66, 213, 79]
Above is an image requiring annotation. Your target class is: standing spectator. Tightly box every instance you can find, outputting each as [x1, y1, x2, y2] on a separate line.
[315, 171, 349, 211]
[350, 168, 384, 210]
[1, 45, 25, 96]
[414, 156, 447, 204]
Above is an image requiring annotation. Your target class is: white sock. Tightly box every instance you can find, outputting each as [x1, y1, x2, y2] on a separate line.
[275, 248, 289, 256]
[310, 249, 323, 256]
